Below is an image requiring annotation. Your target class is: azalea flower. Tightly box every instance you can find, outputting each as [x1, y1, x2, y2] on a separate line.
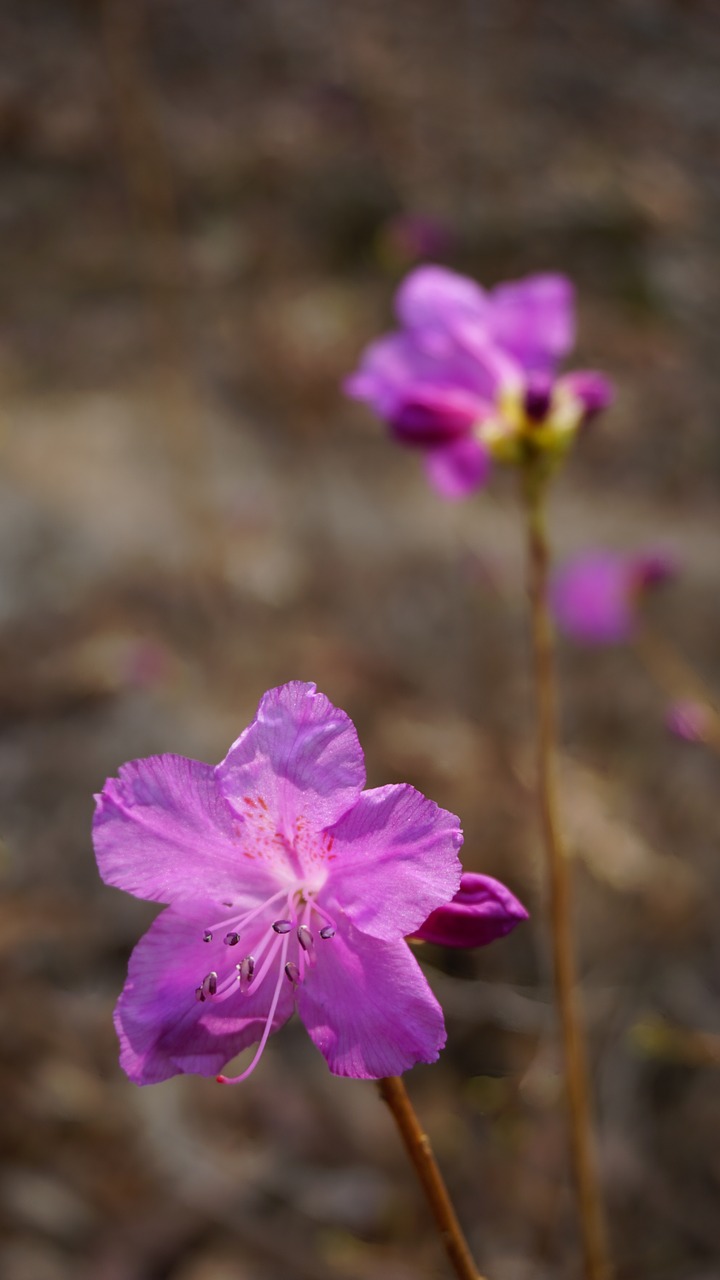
[94, 681, 526, 1085]
[551, 550, 676, 644]
[344, 265, 612, 499]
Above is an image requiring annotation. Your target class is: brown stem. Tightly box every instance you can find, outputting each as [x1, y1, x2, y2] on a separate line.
[522, 469, 611, 1280]
[378, 1075, 485, 1280]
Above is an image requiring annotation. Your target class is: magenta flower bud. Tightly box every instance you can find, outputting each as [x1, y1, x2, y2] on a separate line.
[378, 213, 453, 266]
[412, 873, 528, 949]
[630, 552, 677, 592]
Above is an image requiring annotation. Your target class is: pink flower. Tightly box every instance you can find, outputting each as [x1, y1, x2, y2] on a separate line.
[665, 700, 714, 744]
[551, 550, 676, 644]
[93, 682, 526, 1086]
[344, 266, 612, 499]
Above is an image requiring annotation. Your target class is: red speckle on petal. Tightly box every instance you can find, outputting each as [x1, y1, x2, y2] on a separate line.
[257, 796, 268, 811]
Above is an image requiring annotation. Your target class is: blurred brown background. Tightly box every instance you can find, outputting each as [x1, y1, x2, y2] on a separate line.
[1, 2, 719, 1278]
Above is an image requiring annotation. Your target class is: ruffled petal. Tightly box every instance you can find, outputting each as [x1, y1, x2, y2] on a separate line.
[412, 872, 528, 948]
[94, 754, 267, 906]
[489, 273, 575, 371]
[424, 436, 491, 500]
[396, 265, 488, 334]
[344, 330, 494, 423]
[115, 904, 294, 1084]
[297, 919, 446, 1078]
[217, 682, 366, 838]
[343, 332, 423, 416]
[323, 784, 462, 941]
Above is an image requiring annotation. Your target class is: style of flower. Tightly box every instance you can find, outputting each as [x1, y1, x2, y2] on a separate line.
[93, 681, 526, 1086]
[550, 549, 676, 645]
[344, 265, 612, 499]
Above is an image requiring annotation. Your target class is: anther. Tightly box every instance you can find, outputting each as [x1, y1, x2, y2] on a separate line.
[203, 931, 213, 943]
[272, 920, 292, 934]
[240, 955, 255, 983]
[224, 931, 240, 946]
[195, 985, 206, 1002]
[319, 925, 336, 939]
[203, 971, 218, 997]
[284, 961, 300, 984]
[297, 925, 314, 951]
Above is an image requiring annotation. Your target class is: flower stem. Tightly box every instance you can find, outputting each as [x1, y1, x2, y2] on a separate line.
[378, 1075, 485, 1280]
[522, 468, 611, 1280]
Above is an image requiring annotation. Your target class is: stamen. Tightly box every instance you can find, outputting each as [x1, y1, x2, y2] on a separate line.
[240, 955, 255, 984]
[204, 887, 288, 935]
[202, 971, 218, 997]
[246, 932, 285, 991]
[272, 919, 292, 934]
[217, 933, 291, 1085]
[319, 925, 336, 940]
[195, 985, 206, 1002]
[297, 925, 314, 951]
[310, 900, 338, 933]
[285, 961, 300, 984]
[203, 931, 213, 943]
[224, 932, 240, 946]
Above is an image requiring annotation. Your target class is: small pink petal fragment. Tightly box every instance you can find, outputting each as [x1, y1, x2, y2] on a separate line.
[424, 437, 491, 500]
[666, 700, 713, 744]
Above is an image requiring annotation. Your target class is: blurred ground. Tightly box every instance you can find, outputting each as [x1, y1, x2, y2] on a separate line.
[1, 2, 720, 1278]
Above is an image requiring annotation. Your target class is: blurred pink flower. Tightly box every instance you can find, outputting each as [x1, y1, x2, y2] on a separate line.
[551, 550, 676, 644]
[665, 700, 714, 744]
[345, 265, 612, 499]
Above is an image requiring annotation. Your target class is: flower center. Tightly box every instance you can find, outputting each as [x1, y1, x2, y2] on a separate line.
[194, 885, 337, 1085]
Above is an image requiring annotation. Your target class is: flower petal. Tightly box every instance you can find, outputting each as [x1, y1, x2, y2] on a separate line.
[343, 332, 423, 416]
[561, 370, 614, 422]
[94, 754, 263, 905]
[489, 273, 575, 371]
[323, 784, 462, 941]
[396, 265, 488, 334]
[217, 682, 366, 836]
[344, 330, 493, 420]
[115, 904, 294, 1084]
[297, 919, 446, 1078]
[424, 436, 491, 500]
[389, 386, 483, 446]
[551, 552, 633, 644]
[412, 873, 528, 948]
